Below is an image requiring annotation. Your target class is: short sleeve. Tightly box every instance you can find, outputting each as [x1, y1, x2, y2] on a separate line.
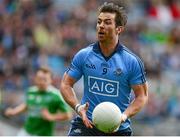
[129, 57, 146, 85]
[66, 50, 85, 80]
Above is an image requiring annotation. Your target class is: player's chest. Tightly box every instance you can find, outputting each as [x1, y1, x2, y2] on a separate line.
[27, 93, 53, 106]
[83, 55, 129, 80]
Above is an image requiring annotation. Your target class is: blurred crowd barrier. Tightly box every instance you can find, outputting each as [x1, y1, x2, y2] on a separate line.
[0, 0, 180, 135]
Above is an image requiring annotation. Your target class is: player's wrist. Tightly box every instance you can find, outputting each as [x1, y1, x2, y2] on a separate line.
[74, 104, 81, 114]
[121, 113, 128, 122]
[75, 103, 87, 115]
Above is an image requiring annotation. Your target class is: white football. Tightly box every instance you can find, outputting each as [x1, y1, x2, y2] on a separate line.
[92, 102, 121, 133]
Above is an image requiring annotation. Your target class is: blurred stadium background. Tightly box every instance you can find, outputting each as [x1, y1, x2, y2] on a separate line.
[0, 0, 180, 135]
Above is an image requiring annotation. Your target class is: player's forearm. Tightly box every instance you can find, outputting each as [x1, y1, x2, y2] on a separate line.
[14, 103, 27, 115]
[60, 82, 79, 110]
[123, 95, 148, 118]
[11, 103, 27, 115]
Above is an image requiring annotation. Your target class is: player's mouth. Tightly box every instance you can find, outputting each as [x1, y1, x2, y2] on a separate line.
[98, 32, 105, 36]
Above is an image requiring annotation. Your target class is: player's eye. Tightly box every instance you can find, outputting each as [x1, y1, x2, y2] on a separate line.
[97, 20, 101, 24]
[105, 20, 112, 25]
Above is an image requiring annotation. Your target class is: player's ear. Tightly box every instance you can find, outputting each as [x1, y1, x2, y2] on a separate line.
[116, 26, 124, 35]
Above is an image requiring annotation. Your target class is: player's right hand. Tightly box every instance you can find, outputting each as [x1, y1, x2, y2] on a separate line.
[5, 108, 14, 116]
[75, 102, 93, 128]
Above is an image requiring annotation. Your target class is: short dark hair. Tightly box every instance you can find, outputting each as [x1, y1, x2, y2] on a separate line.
[98, 2, 127, 27]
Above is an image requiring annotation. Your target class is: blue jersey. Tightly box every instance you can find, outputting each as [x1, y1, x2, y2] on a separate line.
[67, 42, 146, 131]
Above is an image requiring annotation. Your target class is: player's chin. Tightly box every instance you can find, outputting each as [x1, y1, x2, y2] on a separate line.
[98, 36, 106, 42]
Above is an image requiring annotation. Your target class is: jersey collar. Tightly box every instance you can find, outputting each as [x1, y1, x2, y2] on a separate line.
[93, 41, 123, 61]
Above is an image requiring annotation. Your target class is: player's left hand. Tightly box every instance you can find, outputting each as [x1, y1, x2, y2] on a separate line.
[41, 109, 54, 121]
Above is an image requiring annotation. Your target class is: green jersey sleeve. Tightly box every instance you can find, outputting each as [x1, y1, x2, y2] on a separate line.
[48, 86, 70, 113]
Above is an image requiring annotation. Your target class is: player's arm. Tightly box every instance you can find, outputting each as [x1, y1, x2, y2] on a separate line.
[60, 72, 93, 128]
[60, 72, 79, 110]
[121, 82, 148, 122]
[41, 109, 72, 121]
[5, 103, 27, 116]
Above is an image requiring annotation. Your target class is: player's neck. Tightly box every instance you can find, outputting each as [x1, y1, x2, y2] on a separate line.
[99, 38, 118, 57]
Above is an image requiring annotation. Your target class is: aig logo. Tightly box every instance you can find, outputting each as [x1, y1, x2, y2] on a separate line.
[88, 76, 119, 97]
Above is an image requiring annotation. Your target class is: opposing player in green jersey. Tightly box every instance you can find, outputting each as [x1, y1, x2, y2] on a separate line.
[5, 67, 72, 136]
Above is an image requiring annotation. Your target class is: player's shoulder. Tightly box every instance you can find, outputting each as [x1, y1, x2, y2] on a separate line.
[120, 44, 143, 63]
[48, 85, 66, 101]
[47, 85, 60, 96]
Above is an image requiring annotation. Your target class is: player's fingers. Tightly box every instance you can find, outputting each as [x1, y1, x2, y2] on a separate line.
[89, 120, 94, 126]
[87, 117, 94, 127]
[83, 118, 93, 128]
[87, 120, 93, 128]
[81, 113, 93, 128]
